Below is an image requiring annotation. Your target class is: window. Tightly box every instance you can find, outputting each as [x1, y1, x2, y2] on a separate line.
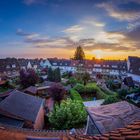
[94, 64, 101, 67]
[112, 65, 118, 68]
[53, 63, 57, 65]
[12, 64, 16, 68]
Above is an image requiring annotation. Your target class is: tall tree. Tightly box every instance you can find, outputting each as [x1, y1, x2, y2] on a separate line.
[54, 67, 61, 82]
[74, 46, 85, 60]
[74, 46, 87, 80]
[82, 72, 91, 85]
[47, 67, 54, 81]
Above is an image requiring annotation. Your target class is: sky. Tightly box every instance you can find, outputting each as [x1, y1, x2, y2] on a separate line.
[0, 0, 140, 59]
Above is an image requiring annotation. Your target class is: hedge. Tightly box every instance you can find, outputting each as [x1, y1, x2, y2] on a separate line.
[73, 83, 85, 94]
[86, 83, 108, 99]
[85, 84, 98, 94]
[103, 95, 120, 105]
[70, 89, 83, 101]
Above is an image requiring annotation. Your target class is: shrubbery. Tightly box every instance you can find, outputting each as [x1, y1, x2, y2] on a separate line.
[70, 89, 83, 101]
[85, 83, 98, 94]
[103, 95, 120, 105]
[48, 99, 87, 129]
[118, 89, 128, 98]
[73, 83, 85, 94]
[67, 77, 77, 87]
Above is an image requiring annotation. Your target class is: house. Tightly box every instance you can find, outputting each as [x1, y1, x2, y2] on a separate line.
[0, 58, 20, 78]
[127, 56, 140, 85]
[85, 101, 140, 135]
[0, 90, 45, 129]
[92, 60, 127, 76]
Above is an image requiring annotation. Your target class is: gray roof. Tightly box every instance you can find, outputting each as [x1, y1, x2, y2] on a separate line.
[0, 90, 44, 123]
[87, 101, 140, 134]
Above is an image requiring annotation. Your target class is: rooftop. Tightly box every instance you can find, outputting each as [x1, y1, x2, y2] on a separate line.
[0, 90, 44, 123]
[86, 101, 140, 134]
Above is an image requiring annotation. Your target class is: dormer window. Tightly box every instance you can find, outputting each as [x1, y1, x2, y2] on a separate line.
[94, 64, 101, 67]
[112, 65, 118, 68]
[53, 63, 57, 65]
[6, 65, 10, 69]
[130, 69, 133, 73]
[12, 64, 16, 68]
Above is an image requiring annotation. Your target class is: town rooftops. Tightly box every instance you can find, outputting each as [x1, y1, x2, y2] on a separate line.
[0, 119, 140, 140]
[0, 90, 44, 123]
[86, 101, 140, 134]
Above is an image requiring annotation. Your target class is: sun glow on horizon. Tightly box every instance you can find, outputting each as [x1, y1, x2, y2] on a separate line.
[92, 49, 103, 59]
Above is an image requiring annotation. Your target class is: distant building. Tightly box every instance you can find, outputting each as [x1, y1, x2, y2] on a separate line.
[127, 56, 140, 84]
[0, 90, 45, 129]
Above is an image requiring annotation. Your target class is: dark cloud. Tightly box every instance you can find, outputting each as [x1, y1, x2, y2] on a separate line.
[97, 0, 140, 21]
[126, 25, 140, 41]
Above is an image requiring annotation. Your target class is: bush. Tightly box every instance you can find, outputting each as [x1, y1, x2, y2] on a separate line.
[86, 83, 108, 99]
[96, 87, 108, 99]
[103, 95, 120, 105]
[48, 99, 87, 129]
[70, 89, 83, 101]
[85, 84, 98, 94]
[67, 77, 77, 87]
[118, 89, 128, 98]
[49, 83, 65, 103]
[73, 83, 85, 94]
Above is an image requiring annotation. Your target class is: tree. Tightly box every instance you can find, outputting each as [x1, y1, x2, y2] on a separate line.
[47, 67, 54, 81]
[82, 72, 91, 85]
[20, 68, 39, 88]
[48, 99, 87, 129]
[47, 67, 61, 82]
[54, 67, 61, 82]
[49, 83, 65, 103]
[74, 46, 85, 60]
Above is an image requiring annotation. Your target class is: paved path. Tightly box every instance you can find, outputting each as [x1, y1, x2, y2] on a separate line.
[83, 99, 104, 108]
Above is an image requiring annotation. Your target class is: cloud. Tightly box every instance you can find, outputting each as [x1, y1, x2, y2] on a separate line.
[16, 29, 35, 36]
[126, 24, 140, 42]
[63, 25, 84, 33]
[16, 18, 140, 53]
[97, 1, 140, 21]
[23, 0, 46, 5]
[63, 18, 106, 42]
